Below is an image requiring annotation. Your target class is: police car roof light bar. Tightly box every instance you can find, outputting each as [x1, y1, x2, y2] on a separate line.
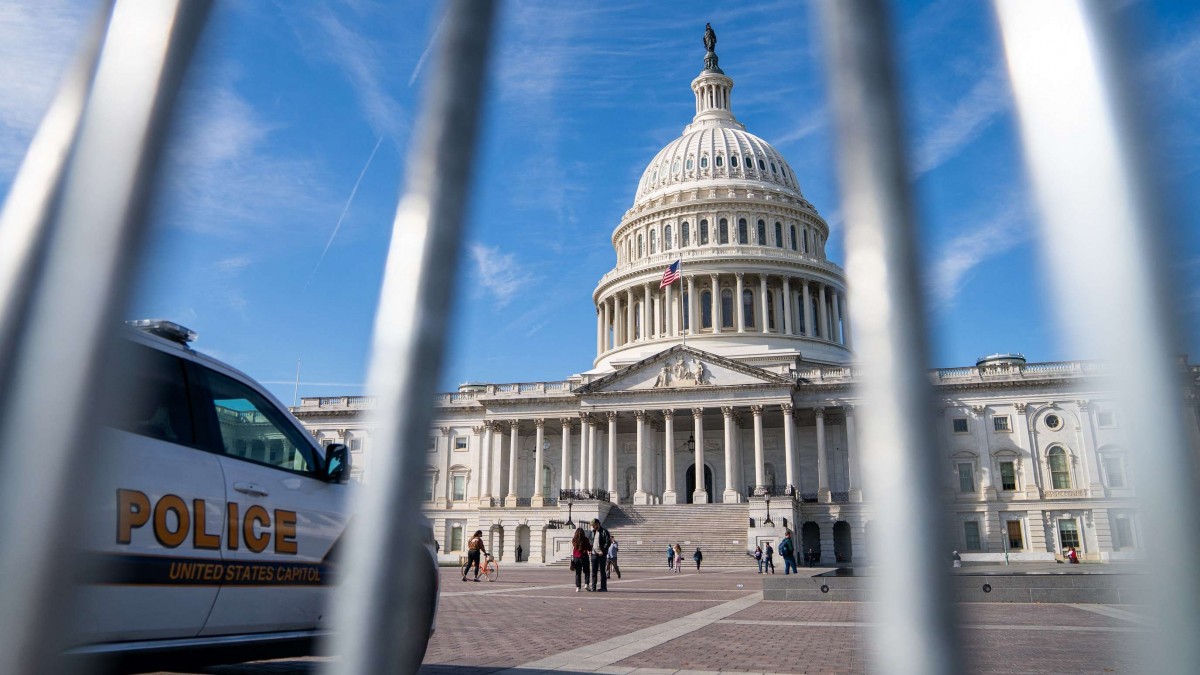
[126, 319, 197, 344]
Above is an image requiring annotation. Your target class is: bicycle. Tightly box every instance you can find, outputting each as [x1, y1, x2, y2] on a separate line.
[461, 553, 499, 582]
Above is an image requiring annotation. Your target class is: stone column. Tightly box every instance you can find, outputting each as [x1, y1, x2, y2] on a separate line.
[642, 283, 651, 341]
[634, 410, 650, 504]
[818, 284, 829, 340]
[505, 422, 520, 506]
[612, 294, 623, 348]
[840, 292, 852, 347]
[663, 410, 677, 503]
[477, 422, 493, 504]
[607, 412, 618, 503]
[1013, 403, 1041, 497]
[493, 424, 507, 499]
[664, 282, 674, 337]
[589, 419, 600, 490]
[735, 273, 745, 332]
[816, 407, 831, 502]
[1078, 400, 1104, 493]
[686, 275, 697, 336]
[626, 288, 635, 344]
[722, 406, 740, 503]
[693, 408, 708, 504]
[602, 299, 611, 352]
[846, 406, 861, 502]
[532, 419, 546, 506]
[759, 275, 770, 334]
[579, 413, 591, 490]
[560, 418, 572, 492]
[782, 404, 796, 493]
[832, 290, 843, 344]
[802, 281, 813, 337]
[710, 273, 720, 333]
[782, 277, 792, 335]
[752, 405, 765, 494]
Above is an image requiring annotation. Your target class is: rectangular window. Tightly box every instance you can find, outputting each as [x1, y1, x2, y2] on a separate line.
[1000, 461, 1017, 491]
[423, 475, 435, 501]
[1114, 517, 1134, 550]
[452, 475, 467, 501]
[349, 438, 363, 452]
[1103, 456, 1126, 488]
[1006, 520, 1024, 550]
[964, 521, 981, 551]
[958, 463, 975, 493]
[993, 416, 1011, 432]
[450, 525, 464, 552]
[1097, 411, 1116, 428]
[201, 367, 316, 474]
[428, 436, 438, 452]
[102, 342, 196, 445]
[952, 418, 969, 434]
[1058, 519, 1080, 550]
[454, 436, 468, 451]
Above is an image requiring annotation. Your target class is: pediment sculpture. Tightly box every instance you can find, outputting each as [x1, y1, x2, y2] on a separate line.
[653, 355, 711, 388]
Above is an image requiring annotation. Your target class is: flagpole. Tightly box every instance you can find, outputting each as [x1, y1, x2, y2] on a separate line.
[679, 253, 686, 349]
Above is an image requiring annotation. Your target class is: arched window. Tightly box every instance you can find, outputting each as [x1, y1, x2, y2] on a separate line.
[700, 290, 713, 328]
[790, 224, 797, 251]
[664, 224, 673, 250]
[803, 229, 809, 253]
[638, 233, 644, 257]
[743, 289, 755, 328]
[721, 289, 734, 328]
[767, 290, 777, 329]
[771, 162, 777, 174]
[715, 154, 724, 168]
[1048, 447, 1071, 489]
[700, 155, 709, 169]
[686, 157, 694, 171]
[672, 159, 680, 175]
[719, 218, 729, 244]
[796, 294, 806, 334]
[738, 218, 748, 244]
[634, 302, 642, 339]
[775, 222, 783, 248]
[758, 159, 766, 171]
[699, 219, 709, 245]
[682, 221, 690, 247]
[744, 154, 753, 171]
[757, 219, 767, 246]
[682, 291, 690, 330]
[650, 229, 657, 254]
[731, 154, 739, 168]
[543, 465, 553, 496]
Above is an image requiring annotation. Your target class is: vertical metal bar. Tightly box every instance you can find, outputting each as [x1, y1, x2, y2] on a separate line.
[995, 2, 1199, 672]
[817, 2, 963, 674]
[0, 0, 211, 671]
[326, 1, 495, 673]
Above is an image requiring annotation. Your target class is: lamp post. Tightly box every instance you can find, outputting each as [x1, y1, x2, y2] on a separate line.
[764, 496, 775, 527]
[565, 495, 575, 529]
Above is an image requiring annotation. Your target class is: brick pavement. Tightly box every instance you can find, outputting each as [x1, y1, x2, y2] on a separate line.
[174, 565, 1148, 674]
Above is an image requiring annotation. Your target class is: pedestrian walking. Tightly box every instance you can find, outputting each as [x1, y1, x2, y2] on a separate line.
[588, 518, 611, 592]
[807, 547, 816, 567]
[667, 544, 675, 570]
[952, 550, 962, 568]
[764, 542, 775, 574]
[1067, 546, 1079, 564]
[571, 527, 592, 592]
[753, 544, 764, 573]
[607, 538, 622, 579]
[462, 530, 486, 582]
[674, 544, 683, 573]
[780, 533, 797, 575]
[693, 546, 703, 571]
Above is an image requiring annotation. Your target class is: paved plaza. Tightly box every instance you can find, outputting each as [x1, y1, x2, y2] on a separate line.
[182, 564, 1151, 674]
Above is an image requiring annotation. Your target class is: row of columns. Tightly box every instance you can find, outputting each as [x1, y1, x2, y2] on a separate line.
[595, 274, 848, 356]
[474, 405, 861, 507]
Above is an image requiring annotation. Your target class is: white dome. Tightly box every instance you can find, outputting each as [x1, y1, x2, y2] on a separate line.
[634, 126, 803, 207]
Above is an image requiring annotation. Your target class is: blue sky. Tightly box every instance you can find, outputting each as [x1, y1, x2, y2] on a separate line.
[2, 1, 1199, 404]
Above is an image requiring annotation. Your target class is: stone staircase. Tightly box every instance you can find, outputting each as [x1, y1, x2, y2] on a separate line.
[602, 503, 753, 568]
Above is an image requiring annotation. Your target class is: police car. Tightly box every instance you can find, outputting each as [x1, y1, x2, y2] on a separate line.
[65, 320, 437, 671]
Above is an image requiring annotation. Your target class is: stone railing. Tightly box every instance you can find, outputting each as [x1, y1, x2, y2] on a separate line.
[747, 485, 793, 497]
[559, 488, 611, 502]
[295, 395, 376, 410]
[516, 497, 532, 507]
[1045, 489, 1089, 499]
[597, 246, 845, 288]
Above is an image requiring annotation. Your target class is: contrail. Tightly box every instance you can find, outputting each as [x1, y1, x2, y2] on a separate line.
[303, 135, 384, 290]
[408, 9, 446, 87]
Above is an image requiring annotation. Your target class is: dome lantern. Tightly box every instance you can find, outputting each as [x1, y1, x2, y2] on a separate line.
[690, 24, 739, 130]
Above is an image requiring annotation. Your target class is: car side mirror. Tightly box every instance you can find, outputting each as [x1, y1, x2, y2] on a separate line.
[325, 443, 351, 483]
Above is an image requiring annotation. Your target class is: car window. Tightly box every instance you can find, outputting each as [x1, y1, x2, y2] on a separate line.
[197, 366, 317, 474]
[102, 341, 195, 445]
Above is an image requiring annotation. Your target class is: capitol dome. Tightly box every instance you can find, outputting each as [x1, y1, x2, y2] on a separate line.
[590, 27, 851, 374]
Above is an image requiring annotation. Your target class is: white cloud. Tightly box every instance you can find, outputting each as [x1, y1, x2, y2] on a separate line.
[214, 256, 252, 274]
[913, 67, 1010, 176]
[772, 108, 827, 148]
[468, 243, 536, 308]
[0, 0, 89, 180]
[927, 200, 1031, 308]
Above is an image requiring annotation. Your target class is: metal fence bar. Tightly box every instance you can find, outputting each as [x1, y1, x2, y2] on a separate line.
[0, 0, 211, 671]
[994, 2, 1200, 672]
[326, 1, 495, 673]
[817, 2, 963, 674]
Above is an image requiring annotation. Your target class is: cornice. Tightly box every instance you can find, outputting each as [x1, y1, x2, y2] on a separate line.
[594, 256, 846, 301]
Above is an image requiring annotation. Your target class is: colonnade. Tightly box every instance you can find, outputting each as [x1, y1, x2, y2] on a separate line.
[595, 274, 848, 356]
[474, 404, 860, 507]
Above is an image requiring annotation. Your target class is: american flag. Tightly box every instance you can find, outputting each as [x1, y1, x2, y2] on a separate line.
[660, 259, 681, 288]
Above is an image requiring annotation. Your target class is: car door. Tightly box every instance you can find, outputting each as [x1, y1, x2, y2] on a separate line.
[72, 340, 227, 645]
[189, 363, 347, 636]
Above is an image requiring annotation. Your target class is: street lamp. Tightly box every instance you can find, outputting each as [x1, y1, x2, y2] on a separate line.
[764, 496, 775, 527]
[565, 495, 575, 529]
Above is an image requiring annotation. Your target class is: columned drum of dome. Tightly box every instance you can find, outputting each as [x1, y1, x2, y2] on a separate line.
[593, 31, 851, 373]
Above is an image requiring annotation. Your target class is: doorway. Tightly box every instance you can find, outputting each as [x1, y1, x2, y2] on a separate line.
[685, 463, 714, 503]
[833, 521, 853, 563]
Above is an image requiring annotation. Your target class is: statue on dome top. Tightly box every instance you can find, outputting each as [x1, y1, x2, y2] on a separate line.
[703, 23, 717, 53]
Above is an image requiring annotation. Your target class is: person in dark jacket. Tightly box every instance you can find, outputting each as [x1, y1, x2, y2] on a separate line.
[693, 547, 703, 571]
[764, 542, 775, 574]
[588, 518, 611, 592]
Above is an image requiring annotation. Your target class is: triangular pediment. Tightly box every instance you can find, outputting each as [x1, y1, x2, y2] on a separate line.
[575, 345, 795, 395]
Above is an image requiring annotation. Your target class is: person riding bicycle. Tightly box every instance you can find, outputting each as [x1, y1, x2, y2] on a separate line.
[463, 529, 487, 582]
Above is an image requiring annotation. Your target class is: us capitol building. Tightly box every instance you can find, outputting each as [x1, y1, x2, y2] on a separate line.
[293, 29, 1200, 567]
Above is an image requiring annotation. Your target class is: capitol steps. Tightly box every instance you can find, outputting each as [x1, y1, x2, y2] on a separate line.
[603, 504, 753, 568]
